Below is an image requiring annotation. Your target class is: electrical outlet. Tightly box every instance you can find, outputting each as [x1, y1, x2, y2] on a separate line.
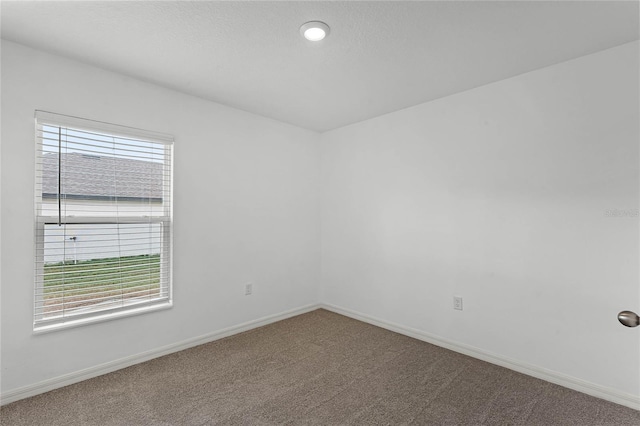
[453, 296, 463, 311]
[245, 283, 253, 296]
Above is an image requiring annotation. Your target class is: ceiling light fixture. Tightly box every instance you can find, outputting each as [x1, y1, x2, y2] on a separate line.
[300, 21, 330, 41]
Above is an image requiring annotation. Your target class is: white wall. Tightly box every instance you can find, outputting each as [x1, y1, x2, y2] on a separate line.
[2, 38, 639, 403]
[320, 41, 640, 397]
[1, 40, 320, 394]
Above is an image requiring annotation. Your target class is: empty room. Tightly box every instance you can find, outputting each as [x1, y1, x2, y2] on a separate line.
[1, 1, 639, 424]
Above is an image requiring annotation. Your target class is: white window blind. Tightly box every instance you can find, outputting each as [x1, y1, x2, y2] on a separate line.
[34, 111, 173, 332]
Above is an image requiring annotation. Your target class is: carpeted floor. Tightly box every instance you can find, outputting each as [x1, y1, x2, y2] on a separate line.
[1, 309, 639, 425]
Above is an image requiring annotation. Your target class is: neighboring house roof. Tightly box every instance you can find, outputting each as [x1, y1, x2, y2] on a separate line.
[42, 152, 163, 202]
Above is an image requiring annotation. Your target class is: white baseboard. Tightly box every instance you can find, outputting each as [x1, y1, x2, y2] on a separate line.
[1, 303, 321, 406]
[320, 303, 640, 411]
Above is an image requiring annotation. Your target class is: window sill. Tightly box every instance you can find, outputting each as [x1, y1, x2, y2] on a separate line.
[33, 301, 173, 334]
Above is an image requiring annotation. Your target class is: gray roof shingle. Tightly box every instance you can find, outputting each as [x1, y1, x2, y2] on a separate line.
[42, 152, 163, 201]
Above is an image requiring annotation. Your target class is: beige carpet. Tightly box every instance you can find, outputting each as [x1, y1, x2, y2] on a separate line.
[1, 309, 639, 425]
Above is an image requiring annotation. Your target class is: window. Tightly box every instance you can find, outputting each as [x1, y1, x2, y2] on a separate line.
[34, 111, 173, 332]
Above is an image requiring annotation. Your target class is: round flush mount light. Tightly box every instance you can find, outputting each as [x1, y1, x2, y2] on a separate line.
[300, 21, 330, 41]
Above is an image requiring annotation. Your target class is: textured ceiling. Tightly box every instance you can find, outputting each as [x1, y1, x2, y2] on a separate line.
[1, 1, 638, 132]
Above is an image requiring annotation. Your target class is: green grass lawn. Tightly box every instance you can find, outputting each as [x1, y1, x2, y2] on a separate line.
[43, 254, 161, 314]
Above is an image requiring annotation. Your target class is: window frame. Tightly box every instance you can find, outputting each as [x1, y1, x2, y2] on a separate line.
[33, 111, 174, 333]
